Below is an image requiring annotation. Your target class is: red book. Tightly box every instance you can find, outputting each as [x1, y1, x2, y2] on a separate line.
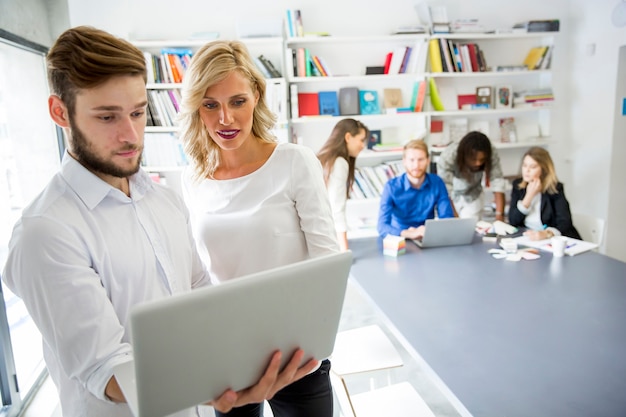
[467, 43, 481, 72]
[457, 94, 477, 110]
[383, 52, 393, 74]
[297, 93, 320, 116]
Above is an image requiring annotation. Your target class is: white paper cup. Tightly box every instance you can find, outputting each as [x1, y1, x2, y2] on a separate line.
[551, 236, 567, 257]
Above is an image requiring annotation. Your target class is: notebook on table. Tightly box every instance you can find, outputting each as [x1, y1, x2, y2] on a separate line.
[114, 251, 353, 417]
[411, 217, 477, 248]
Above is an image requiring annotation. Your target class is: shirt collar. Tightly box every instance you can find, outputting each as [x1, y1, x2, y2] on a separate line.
[402, 172, 430, 191]
[60, 152, 154, 210]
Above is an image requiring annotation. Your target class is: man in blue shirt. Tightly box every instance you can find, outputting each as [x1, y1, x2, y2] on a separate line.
[377, 139, 454, 239]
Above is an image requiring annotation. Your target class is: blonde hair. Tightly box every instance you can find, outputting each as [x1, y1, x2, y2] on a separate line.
[177, 40, 277, 180]
[403, 139, 429, 158]
[518, 146, 559, 194]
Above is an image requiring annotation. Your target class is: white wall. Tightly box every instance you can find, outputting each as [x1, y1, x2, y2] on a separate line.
[0, 0, 68, 46]
[565, 0, 626, 260]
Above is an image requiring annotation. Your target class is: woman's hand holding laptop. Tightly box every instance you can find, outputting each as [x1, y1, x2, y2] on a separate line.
[209, 349, 319, 413]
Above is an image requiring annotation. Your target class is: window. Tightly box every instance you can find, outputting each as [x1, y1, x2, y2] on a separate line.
[0, 29, 63, 414]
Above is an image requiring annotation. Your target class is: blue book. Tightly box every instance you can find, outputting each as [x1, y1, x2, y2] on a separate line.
[359, 90, 381, 115]
[318, 91, 339, 116]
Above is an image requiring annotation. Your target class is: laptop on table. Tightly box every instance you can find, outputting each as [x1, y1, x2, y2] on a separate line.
[114, 251, 353, 417]
[411, 217, 477, 248]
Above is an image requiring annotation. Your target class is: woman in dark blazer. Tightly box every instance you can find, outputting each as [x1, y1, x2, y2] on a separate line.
[509, 147, 581, 240]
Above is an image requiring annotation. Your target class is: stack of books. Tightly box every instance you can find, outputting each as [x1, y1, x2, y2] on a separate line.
[513, 88, 554, 108]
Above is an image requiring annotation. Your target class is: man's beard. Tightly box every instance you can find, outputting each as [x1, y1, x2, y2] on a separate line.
[69, 120, 142, 178]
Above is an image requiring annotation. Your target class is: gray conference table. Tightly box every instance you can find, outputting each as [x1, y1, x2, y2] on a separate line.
[348, 236, 626, 417]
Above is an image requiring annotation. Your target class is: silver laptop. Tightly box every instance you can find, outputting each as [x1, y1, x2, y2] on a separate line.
[114, 251, 353, 417]
[411, 217, 477, 248]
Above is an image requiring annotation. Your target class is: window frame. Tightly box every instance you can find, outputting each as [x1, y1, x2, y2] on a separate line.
[0, 28, 63, 417]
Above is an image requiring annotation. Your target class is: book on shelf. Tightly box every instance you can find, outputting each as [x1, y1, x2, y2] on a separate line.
[257, 55, 282, 78]
[289, 84, 299, 118]
[318, 91, 340, 116]
[265, 79, 287, 121]
[428, 39, 443, 73]
[359, 90, 381, 115]
[383, 88, 403, 109]
[316, 56, 333, 76]
[285, 9, 304, 37]
[296, 48, 306, 77]
[383, 52, 393, 74]
[413, 80, 427, 112]
[304, 48, 312, 77]
[475, 86, 492, 106]
[285, 9, 295, 37]
[499, 117, 518, 143]
[339, 87, 360, 115]
[538, 45, 554, 70]
[523, 46, 549, 70]
[366, 66, 385, 75]
[143, 133, 188, 167]
[430, 119, 444, 147]
[493, 65, 528, 72]
[430, 5, 450, 33]
[438, 38, 454, 72]
[308, 55, 322, 77]
[293, 9, 304, 37]
[399, 46, 413, 73]
[254, 57, 272, 78]
[408, 38, 429, 74]
[457, 94, 477, 110]
[145, 100, 155, 126]
[459, 44, 473, 73]
[513, 88, 554, 107]
[450, 19, 488, 33]
[513, 19, 560, 32]
[368, 130, 382, 149]
[298, 92, 319, 116]
[495, 85, 513, 109]
[387, 46, 409, 75]
[311, 55, 328, 76]
[466, 43, 481, 72]
[143, 52, 156, 84]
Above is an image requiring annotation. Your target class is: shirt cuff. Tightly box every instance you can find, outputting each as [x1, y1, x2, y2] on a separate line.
[547, 227, 561, 237]
[86, 350, 133, 403]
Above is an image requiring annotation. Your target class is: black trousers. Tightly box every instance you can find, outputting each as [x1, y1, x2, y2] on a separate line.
[214, 359, 333, 417]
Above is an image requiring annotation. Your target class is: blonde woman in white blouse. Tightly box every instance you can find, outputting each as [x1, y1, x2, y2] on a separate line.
[178, 40, 339, 417]
[317, 119, 369, 251]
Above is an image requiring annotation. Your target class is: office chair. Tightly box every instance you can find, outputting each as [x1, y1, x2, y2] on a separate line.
[572, 212, 605, 246]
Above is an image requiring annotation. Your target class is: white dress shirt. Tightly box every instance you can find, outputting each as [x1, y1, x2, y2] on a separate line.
[2, 153, 210, 417]
[182, 142, 338, 283]
[326, 157, 349, 233]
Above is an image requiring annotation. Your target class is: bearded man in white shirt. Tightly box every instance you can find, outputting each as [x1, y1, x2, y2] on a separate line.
[1, 26, 316, 417]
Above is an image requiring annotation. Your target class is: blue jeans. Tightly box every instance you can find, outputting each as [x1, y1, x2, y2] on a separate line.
[214, 359, 333, 417]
